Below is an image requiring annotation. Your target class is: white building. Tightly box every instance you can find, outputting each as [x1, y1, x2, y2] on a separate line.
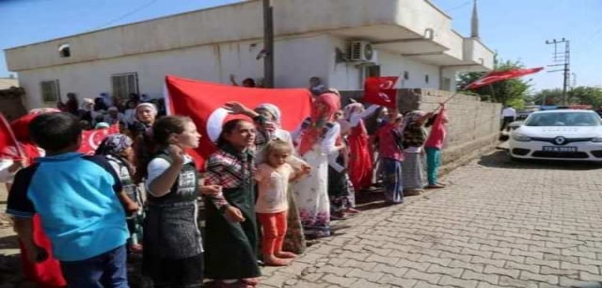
[5, 0, 494, 110]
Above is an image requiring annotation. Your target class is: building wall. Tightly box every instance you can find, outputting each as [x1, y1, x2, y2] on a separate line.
[16, 34, 333, 109]
[327, 36, 444, 90]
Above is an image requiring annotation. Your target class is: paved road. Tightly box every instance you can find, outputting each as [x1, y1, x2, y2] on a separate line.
[260, 151, 602, 288]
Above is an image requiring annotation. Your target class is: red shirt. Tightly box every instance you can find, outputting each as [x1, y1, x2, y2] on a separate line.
[425, 107, 447, 149]
[376, 123, 404, 161]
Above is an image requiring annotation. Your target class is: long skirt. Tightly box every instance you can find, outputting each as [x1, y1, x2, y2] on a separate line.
[291, 149, 331, 238]
[347, 129, 373, 190]
[382, 158, 403, 204]
[328, 165, 355, 214]
[402, 152, 425, 190]
[282, 184, 306, 254]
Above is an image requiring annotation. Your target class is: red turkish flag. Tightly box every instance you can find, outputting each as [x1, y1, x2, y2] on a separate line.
[363, 76, 399, 108]
[0, 114, 22, 160]
[463, 67, 544, 90]
[164, 75, 312, 169]
[78, 125, 120, 155]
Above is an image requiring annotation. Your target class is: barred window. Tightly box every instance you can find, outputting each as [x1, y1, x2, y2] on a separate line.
[111, 72, 139, 99]
[40, 80, 60, 102]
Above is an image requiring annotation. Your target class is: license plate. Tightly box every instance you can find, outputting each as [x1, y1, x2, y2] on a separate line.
[542, 146, 577, 152]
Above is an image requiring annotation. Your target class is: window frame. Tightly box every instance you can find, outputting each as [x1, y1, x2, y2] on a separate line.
[111, 72, 139, 100]
[40, 80, 61, 103]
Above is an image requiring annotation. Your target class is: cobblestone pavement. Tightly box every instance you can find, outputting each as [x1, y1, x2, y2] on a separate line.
[259, 151, 602, 288]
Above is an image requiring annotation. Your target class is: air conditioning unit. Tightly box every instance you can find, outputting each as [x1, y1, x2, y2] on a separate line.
[349, 41, 377, 63]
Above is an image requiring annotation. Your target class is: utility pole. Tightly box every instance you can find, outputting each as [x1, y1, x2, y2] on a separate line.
[263, 0, 274, 88]
[545, 38, 570, 105]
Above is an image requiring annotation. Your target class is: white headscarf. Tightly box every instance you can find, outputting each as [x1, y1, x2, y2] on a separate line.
[255, 103, 281, 125]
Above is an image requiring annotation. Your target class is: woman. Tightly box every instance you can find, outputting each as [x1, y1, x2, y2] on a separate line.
[131, 103, 159, 182]
[254, 104, 307, 254]
[0, 113, 66, 288]
[290, 93, 340, 239]
[401, 110, 430, 196]
[344, 103, 379, 191]
[204, 119, 262, 287]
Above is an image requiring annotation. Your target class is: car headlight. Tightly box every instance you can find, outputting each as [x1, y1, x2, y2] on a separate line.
[592, 137, 602, 143]
[512, 133, 531, 142]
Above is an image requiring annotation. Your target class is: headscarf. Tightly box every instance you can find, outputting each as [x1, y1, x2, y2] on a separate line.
[344, 103, 364, 121]
[401, 110, 428, 148]
[135, 103, 158, 121]
[298, 93, 340, 156]
[95, 134, 133, 156]
[255, 103, 281, 125]
[95, 122, 110, 129]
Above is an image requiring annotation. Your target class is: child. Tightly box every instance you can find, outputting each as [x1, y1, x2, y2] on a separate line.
[375, 111, 405, 204]
[96, 134, 144, 252]
[6, 112, 129, 287]
[424, 103, 448, 189]
[204, 119, 263, 287]
[143, 116, 220, 288]
[254, 139, 309, 266]
[401, 110, 430, 196]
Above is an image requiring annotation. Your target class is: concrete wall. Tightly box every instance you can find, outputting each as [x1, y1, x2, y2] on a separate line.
[339, 88, 502, 165]
[415, 89, 501, 166]
[327, 36, 443, 91]
[16, 34, 336, 109]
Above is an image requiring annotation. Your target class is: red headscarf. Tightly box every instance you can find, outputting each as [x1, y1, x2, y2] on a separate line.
[298, 93, 340, 156]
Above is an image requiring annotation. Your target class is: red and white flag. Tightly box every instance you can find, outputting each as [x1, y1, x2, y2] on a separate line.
[0, 114, 22, 160]
[78, 125, 120, 155]
[363, 76, 399, 108]
[164, 75, 312, 169]
[463, 67, 544, 90]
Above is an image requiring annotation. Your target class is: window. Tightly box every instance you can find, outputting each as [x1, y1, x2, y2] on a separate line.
[40, 80, 60, 102]
[58, 44, 70, 58]
[425, 74, 430, 84]
[111, 73, 139, 99]
[365, 65, 381, 77]
[442, 77, 451, 91]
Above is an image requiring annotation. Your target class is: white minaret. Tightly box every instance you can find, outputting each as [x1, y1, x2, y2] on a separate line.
[471, 0, 480, 39]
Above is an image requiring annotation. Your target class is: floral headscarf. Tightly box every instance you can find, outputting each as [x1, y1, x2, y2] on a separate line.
[298, 93, 340, 156]
[95, 134, 133, 156]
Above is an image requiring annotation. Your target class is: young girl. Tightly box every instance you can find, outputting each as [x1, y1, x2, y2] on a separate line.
[375, 111, 405, 204]
[254, 103, 308, 255]
[254, 139, 309, 266]
[401, 111, 431, 196]
[343, 103, 379, 191]
[204, 119, 262, 287]
[95, 134, 144, 252]
[424, 103, 448, 189]
[143, 116, 220, 288]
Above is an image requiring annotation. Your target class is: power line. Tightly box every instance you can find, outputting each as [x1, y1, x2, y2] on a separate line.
[545, 38, 570, 106]
[91, 0, 161, 31]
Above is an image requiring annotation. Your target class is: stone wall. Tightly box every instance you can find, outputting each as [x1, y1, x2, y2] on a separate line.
[339, 88, 501, 166]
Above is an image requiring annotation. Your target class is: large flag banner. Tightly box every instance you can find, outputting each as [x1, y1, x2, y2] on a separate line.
[0, 114, 22, 160]
[464, 67, 544, 90]
[363, 76, 399, 108]
[165, 75, 312, 169]
[78, 125, 120, 155]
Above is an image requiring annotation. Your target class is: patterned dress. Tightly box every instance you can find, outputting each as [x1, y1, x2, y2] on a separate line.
[291, 119, 340, 238]
[203, 145, 261, 280]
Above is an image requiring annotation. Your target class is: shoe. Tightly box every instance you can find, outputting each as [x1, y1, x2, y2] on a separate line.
[425, 184, 445, 189]
[345, 207, 360, 214]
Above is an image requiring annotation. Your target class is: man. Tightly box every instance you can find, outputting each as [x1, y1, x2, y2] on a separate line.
[501, 105, 517, 132]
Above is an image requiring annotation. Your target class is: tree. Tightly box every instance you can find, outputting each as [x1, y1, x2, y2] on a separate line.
[529, 86, 602, 107]
[457, 57, 533, 109]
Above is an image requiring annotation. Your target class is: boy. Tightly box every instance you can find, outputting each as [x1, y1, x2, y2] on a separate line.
[6, 112, 129, 288]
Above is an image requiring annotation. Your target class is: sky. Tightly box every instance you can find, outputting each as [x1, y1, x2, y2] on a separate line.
[0, 0, 601, 92]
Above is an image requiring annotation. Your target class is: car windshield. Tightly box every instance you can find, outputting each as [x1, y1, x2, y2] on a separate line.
[524, 112, 602, 127]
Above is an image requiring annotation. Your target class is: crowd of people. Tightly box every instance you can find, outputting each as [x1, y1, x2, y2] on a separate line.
[1, 85, 449, 288]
